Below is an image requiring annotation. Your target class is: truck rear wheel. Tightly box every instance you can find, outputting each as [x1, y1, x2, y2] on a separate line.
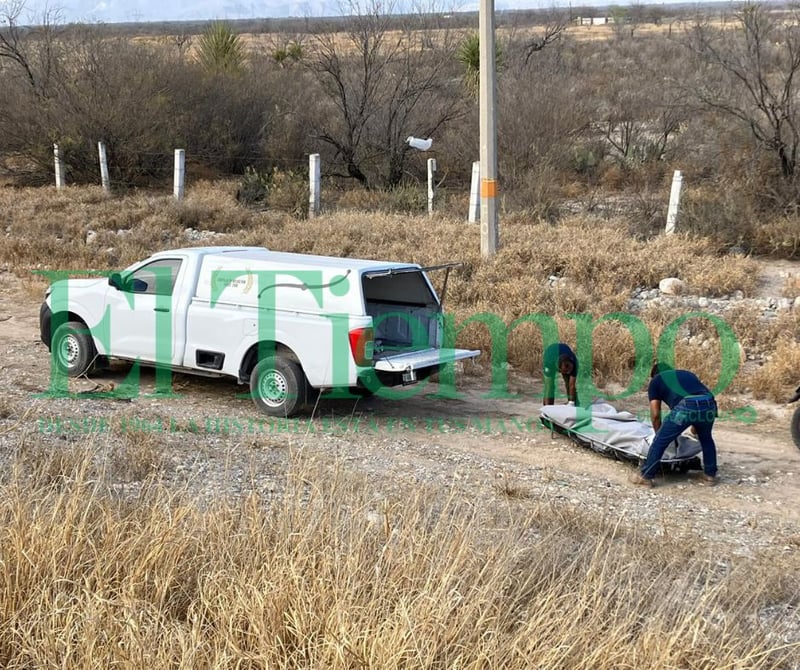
[250, 356, 307, 417]
[52, 320, 96, 377]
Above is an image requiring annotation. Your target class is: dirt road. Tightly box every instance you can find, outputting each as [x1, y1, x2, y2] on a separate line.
[2, 271, 799, 554]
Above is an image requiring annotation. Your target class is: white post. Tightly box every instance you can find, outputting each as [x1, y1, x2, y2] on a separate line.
[309, 153, 321, 218]
[53, 143, 65, 189]
[98, 141, 110, 193]
[468, 161, 480, 223]
[427, 158, 437, 216]
[173, 149, 185, 200]
[665, 169, 683, 235]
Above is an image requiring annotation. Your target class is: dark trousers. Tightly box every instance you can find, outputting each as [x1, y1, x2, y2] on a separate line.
[641, 396, 718, 479]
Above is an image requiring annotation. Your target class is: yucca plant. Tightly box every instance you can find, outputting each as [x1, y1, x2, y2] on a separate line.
[273, 41, 303, 67]
[457, 32, 503, 95]
[286, 41, 304, 61]
[197, 22, 245, 74]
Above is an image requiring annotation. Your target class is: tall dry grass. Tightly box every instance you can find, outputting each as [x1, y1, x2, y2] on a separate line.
[783, 274, 800, 299]
[1, 182, 796, 401]
[749, 337, 800, 402]
[0, 443, 797, 668]
[1, 183, 799, 666]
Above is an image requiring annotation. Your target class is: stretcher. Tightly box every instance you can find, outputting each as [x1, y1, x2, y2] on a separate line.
[539, 401, 703, 473]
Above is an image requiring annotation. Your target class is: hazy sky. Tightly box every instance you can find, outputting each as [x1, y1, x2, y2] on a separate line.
[2, 0, 659, 24]
[6, 0, 427, 23]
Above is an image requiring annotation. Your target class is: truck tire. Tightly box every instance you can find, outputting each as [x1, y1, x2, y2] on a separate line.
[250, 356, 307, 417]
[792, 406, 800, 450]
[52, 320, 96, 377]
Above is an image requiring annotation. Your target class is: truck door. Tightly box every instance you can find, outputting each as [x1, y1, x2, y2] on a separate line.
[105, 258, 184, 365]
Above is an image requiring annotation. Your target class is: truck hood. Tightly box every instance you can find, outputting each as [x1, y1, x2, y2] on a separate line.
[46, 277, 108, 300]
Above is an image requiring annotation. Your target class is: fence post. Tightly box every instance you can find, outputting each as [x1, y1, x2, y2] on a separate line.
[98, 141, 110, 193]
[309, 153, 321, 218]
[468, 161, 480, 223]
[53, 143, 65, 189]
[427, 158, 437, 216]
[665, 169, 683, 235]
[173, 149, 185, 200]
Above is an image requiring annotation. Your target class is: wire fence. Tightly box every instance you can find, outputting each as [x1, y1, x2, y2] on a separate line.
[46, 141, 683, 231]
[51, 143, 455, 221]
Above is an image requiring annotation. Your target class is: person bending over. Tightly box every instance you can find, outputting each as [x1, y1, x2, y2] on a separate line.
[542, 342, 578, 406]
[631, 362, 718, 488]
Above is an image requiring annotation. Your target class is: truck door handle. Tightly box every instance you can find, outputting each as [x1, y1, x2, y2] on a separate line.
[154, 307, 170, 313]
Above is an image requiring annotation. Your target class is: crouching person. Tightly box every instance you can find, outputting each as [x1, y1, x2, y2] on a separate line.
[631, 362, 718, 488]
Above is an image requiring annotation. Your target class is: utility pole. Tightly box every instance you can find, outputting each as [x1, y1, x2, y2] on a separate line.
[479, 0, 499, 257]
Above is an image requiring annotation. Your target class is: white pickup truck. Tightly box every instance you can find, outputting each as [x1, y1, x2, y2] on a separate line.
[39, 246, 480, 416]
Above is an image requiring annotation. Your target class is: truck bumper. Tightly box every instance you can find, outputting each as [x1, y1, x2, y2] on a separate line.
[39, 302, 52, 349]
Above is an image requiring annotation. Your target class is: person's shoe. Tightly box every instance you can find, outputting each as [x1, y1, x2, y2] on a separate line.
[630, 472, 654, 488]
[699, 474, 718, 487]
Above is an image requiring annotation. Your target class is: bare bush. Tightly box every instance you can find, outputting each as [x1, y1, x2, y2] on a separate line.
[497, 40, 591, 216]
[304, 0, 465, 188]
[679, 4, 800, 204]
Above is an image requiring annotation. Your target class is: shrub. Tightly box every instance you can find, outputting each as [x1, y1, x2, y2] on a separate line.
[196, 22, 245, 73]
[749, 336, 800, 402]
[236, 167, 271, 208]
[267, 168, 308, 217]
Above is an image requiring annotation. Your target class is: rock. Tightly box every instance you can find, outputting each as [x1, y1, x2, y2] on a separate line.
[777, 298, 793, 311]
[86, 230, 97, 245]
[794, 296, 800, 312]
[698, 297, 710, 308]
[659, 277, 684, 295]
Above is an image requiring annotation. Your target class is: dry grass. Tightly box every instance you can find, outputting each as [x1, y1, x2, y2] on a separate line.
[114, 425, 170, 482]
[0, 182, 795, 402]
[752, 218, 800, 259]
[0, 446, 797, 668]
[0, 395, 16, 420]
[749, 337, 800, 402]
[783, 274, 800, 299]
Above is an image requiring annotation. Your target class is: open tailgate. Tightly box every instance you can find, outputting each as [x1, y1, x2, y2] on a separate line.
[373, 348, 480, 372]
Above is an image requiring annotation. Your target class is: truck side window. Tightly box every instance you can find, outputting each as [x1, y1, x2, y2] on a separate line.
[127, 259, 183, 296]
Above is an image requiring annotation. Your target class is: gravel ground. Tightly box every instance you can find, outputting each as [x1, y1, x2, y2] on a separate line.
[1, 270, 799, 562]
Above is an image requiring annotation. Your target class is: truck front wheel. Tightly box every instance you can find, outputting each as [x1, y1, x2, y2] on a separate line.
[52, 320, 96, 377]
[250, 356, 307, 417]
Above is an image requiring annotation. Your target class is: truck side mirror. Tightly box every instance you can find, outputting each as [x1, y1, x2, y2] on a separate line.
[108, 272, 123, 290]
[130, 278, 148, 292]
